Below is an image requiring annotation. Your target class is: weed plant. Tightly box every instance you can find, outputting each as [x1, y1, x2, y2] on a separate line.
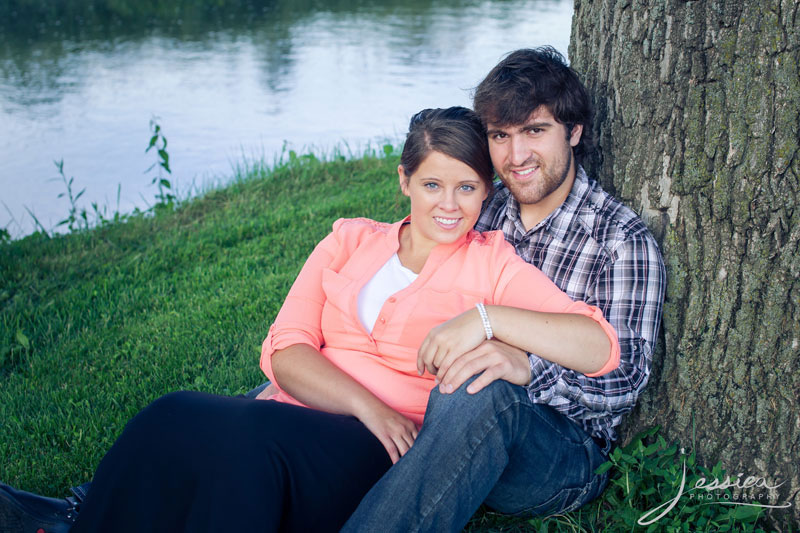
[465, 426, 783, 531]
[0, 146, 783, 531]
[145, 119, 176, 206]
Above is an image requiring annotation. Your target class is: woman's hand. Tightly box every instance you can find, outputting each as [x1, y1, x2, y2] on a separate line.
[272, 344, 418, 463]
[417, 308, 486, 380]
[355, 401, 419, 464]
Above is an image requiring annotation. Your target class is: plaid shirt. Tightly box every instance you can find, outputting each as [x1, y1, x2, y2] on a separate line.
[475, 167, 666, 445]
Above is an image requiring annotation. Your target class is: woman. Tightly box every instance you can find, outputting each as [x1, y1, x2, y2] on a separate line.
[1, 107, 618, 533]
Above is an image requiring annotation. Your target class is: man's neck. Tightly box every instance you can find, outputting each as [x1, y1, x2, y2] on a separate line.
[518, 171, 576, 231]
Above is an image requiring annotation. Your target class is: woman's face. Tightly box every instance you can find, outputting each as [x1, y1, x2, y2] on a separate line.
[399, 150, 489, 249]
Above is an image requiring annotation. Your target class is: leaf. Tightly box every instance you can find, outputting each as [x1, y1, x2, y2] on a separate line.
[146, 135, 158, 151]
[15, 329, 30, 350]
[731, 504, 762, 521]
[159, 179, 171, 188]
[595, 460, 614, 475]
[644, 442, 661, 455]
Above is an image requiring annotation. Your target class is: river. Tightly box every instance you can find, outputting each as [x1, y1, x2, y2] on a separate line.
[0, 0, 572, 238]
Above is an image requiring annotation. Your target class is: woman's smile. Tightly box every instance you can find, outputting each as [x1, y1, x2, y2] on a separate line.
[433, 216, 462, 229]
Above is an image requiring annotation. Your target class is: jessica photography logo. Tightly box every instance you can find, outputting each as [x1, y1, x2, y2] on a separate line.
[638, 449, 792, 526]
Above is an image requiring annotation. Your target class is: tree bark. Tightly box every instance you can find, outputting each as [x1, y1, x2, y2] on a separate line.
[570, 0, 799, 524]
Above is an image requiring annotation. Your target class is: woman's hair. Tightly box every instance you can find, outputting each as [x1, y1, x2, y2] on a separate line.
[473, 46, 596, 165]
[400, 107, 494, 189]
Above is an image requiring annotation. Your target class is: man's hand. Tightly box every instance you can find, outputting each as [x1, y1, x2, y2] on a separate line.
[435, 339, 532, 395]
[356, 402, 419, 464]
[417, 308, 486, 377]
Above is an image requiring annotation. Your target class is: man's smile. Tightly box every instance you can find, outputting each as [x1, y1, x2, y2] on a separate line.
[510, 165, 540, 180]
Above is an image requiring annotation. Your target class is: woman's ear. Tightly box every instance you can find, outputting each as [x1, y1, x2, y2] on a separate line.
[398, 165, 410, 197]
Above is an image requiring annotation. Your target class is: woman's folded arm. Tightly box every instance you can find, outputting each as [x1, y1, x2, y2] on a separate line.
[271, 343, 418, 464]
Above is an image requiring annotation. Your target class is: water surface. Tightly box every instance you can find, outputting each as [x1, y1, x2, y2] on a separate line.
[0, 0, 573, 237]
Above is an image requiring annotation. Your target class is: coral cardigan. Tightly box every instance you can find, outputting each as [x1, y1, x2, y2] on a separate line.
[260, 217, 620, 426]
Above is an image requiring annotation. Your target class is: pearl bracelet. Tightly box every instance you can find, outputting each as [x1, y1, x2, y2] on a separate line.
[475, 302, 493, 340]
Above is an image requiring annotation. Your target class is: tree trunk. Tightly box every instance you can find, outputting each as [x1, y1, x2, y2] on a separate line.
[570, 0, 799, 525]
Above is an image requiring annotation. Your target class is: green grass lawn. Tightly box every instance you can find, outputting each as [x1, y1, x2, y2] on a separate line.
[0, 149, 773, 532]
[0, 149, 406, 491]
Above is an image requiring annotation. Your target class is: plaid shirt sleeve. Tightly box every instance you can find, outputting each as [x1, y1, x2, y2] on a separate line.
[526, 229, 666, 443]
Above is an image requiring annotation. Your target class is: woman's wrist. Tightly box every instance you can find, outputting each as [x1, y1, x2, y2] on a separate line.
[349, 389, 386, 422]
[475, 302, 494, 340]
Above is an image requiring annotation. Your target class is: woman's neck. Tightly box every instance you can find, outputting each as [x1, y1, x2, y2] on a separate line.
[396, 223, 436, 274]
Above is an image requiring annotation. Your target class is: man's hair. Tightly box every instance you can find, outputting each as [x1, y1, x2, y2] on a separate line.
[400, 106, 494, 190]
[473, 46, 596, 164]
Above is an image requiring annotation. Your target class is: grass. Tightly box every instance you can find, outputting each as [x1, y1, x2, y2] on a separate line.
[0, 148, 781, 531]
[0, 147, 406, 492]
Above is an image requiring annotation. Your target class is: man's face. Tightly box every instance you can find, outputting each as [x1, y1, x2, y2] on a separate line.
[486, 106, 582, 208]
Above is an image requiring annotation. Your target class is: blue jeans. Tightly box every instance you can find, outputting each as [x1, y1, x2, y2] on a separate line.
[342, 377, 609, 532]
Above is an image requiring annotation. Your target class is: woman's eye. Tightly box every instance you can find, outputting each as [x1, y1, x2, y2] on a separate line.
[424, 182, 439, 190]
[459, 185, 476, 192]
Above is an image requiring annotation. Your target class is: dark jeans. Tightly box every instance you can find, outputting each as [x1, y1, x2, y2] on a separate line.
[342, 377, 609, 532]
[71, 391, 391, 533]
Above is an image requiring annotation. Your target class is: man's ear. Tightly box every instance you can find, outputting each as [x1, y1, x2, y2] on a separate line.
[568, 124, 583, 148]
[398, 165, 410, 197]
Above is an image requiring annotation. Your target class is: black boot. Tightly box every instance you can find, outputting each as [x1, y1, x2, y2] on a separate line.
[0, 482, 82, 533]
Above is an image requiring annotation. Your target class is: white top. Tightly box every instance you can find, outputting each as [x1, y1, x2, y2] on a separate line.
[357, 253, 418, 333]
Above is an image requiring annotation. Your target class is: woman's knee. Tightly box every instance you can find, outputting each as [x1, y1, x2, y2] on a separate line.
[125, 390, 200, 436]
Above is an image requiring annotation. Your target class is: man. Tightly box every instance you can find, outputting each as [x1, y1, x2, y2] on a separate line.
[1, 46, 665, 532]
[341, 46, 666, 531]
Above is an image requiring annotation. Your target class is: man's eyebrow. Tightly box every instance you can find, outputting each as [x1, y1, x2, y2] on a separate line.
[522, 121, 554, 130]
[487, 121, 554, 135]
[486, 126, 508, 135]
